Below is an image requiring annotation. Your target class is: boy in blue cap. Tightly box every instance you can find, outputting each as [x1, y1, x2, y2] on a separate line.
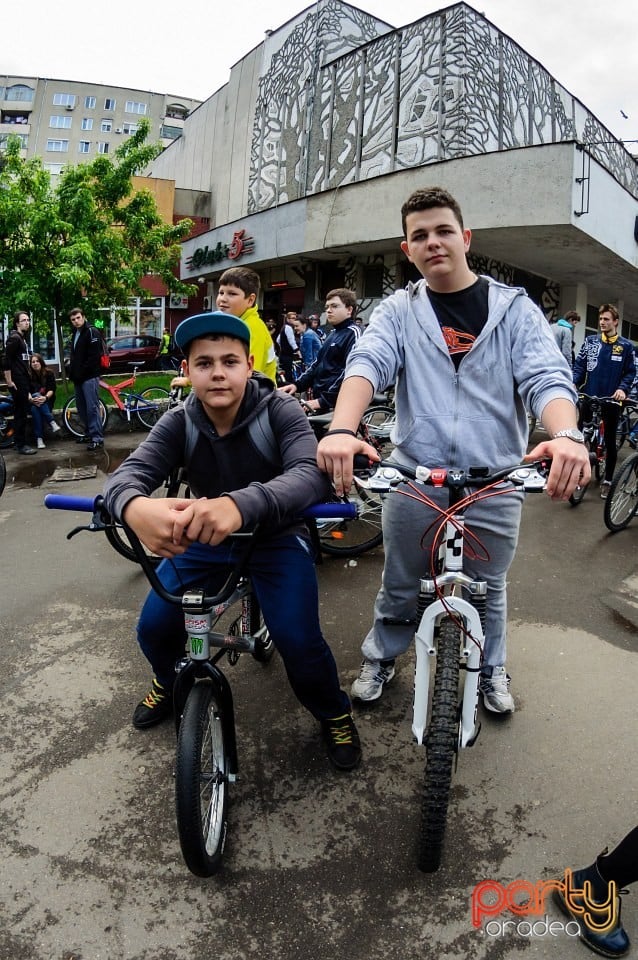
[103, 311, 360, 770]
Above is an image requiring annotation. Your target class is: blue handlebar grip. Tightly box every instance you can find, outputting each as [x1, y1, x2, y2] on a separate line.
[303, 502, 357, 520]
[44, 494, 99, 512]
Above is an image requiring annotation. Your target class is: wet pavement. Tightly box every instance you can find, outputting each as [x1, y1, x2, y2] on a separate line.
[1, 432, 638, 960]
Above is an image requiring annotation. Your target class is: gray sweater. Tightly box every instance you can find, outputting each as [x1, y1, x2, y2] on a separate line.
[103, 374, 331, 537]
[346, 277, 576, 472]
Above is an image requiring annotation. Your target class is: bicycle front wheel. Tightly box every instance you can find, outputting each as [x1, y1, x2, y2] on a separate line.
[418, 616, 460, 873]
[604, 454, 638, 532]
[175, 682, 229, 877]
[317, 488, 383, 557]
[135, 387, 171, 430]
[62, 396, 108, 438]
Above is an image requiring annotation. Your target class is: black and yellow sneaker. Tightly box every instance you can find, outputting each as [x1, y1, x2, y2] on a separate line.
[321, 713, 362, 771]
[132, 678, 173, 729]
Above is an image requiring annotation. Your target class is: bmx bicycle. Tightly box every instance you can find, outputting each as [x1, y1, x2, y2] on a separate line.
[44, 492, 355, 876]
[604, 452, 638, 532]
[353, 456, 549, 872]
[569, 394, 622, 506]
[62, 365, 170, 437]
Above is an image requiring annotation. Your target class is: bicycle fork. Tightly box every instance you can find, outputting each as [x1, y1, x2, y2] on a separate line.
[412, 517, 487, 750]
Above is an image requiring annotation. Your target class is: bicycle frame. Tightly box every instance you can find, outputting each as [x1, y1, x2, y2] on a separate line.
[99, 368, 156, 420]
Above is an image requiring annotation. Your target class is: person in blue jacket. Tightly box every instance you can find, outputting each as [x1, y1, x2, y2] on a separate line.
[573, 304, 636, 497]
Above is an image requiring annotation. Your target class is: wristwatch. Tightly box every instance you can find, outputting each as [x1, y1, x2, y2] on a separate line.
[552, 428, 585, 443]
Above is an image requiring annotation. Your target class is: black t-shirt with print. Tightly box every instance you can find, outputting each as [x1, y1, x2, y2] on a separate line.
[427, 276, 489, 370]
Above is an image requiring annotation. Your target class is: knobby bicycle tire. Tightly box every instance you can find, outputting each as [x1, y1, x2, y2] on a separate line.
[417, 616, 460, 873]
[604, 454, 638, 532]
[175, 682, 229, 876]
[317, 488, 383, 557]
[62, 396, 108, 438]
[0, 452, 6, 497]
[135, 386, 171, 430]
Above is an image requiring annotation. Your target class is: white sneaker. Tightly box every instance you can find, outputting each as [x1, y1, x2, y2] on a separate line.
[49, 421, 61, 434]
[479, 666, 515, 714]
[351, 659, 395, 702]
[36, 437, 46, 449]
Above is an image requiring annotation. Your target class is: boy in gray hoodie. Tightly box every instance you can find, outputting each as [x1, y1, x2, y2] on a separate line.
[104, 310, 360, 771]
[317, 187, 589, 714]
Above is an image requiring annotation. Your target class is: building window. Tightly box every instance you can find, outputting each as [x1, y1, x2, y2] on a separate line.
[81, 117, 93, 130]
[97, 142, 109, 154]
[104, 98, 116, 111]
[50, 115, 72, 129]
[122, 122, 138, 135]
[0, 133, 28, 150]
[52, 93, 76, 108]
[101, 119, 112, 132]
[85, 95, 96, 109]
[160, 125, 183, 140]
[125, 100, 147, 115]
[46, 139, 69, 152]
[78, 141, 91, 154]
[6, 84, 34, 102]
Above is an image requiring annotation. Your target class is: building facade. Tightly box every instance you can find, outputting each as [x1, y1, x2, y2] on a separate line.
[145, 0, 638, 348]
[0, 75, 200, 175]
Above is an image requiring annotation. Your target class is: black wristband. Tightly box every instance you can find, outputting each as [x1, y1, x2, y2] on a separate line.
[325, 428, 358, 438]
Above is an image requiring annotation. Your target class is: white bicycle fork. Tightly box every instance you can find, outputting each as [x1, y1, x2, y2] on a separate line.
[411, 516, 487, 749]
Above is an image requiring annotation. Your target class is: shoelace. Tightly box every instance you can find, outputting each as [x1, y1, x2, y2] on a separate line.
[142, 683, 166, 709]
[327, 717, 353, 745]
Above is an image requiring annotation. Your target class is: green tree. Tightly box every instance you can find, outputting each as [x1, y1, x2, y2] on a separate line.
[0, 118, 194, 355]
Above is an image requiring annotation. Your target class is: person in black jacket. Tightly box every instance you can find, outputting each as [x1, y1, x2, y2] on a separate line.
[2, 311, 36, 454]
[103, 310, 361, 771]
[67, 307, 104, 450]
[280, 289, 361, 412]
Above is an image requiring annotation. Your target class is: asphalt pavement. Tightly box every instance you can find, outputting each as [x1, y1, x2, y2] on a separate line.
[1, 429, 637, 960]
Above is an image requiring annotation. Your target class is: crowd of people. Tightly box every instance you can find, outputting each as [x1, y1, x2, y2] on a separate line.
[4, 186, 638, 955]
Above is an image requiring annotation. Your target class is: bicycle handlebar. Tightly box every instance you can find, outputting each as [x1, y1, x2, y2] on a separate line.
[352, 457, 549, 494]
[44, 493, 357, 520]
[578, 393, 623, 407]
[44, 493, 358, 609]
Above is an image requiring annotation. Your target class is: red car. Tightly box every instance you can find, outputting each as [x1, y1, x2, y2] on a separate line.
[106, 335, 161, 371]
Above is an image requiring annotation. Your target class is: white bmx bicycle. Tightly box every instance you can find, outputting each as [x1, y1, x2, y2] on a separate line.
[354, 457, 548, 872]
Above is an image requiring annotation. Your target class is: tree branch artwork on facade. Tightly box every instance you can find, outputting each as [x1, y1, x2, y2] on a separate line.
[247, 2, 637, 216]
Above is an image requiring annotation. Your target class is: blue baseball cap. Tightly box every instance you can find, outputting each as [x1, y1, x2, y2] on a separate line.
[174, 311, 251, 350]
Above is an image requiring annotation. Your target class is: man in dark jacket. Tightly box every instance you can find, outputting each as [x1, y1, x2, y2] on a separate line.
[280, 289, 361, 412]
[103, 310, 361, 771]
[3, 310, 36, 454]
[573, 303, 636, 497]
[67, 307, 104, 450]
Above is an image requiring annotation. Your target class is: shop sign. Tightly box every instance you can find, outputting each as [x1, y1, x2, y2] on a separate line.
[186, 229, 255, 270]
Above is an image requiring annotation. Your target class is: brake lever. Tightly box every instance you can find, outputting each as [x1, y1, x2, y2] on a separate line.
[66, 510, 109, 539]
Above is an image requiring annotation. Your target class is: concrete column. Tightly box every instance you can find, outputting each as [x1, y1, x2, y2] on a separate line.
[560, 283, 588, 352]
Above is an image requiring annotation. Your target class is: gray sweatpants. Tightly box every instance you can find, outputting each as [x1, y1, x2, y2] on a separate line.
[361, 484, 524, 669]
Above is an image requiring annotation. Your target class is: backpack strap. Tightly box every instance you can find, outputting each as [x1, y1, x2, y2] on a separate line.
[183, 399, 280, 469]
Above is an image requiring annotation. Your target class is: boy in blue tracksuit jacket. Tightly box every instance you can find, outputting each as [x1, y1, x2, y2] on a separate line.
[573, 303, 636, 492]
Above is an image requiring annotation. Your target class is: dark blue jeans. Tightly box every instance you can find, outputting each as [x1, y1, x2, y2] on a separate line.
[137, 534, 350, 721]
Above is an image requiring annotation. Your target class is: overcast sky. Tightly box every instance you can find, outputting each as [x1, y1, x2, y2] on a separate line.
[2, 0, 636, 142]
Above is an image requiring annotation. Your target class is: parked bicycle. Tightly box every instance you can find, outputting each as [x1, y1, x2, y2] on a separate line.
[44, 492, 355, 877]
[300, 398, 393, 557]
[0, 392, 15, 448]
[62, 365, 170, 438]
[616, 399, 638, 450]
[604, 452, 638, 532]
[353, 456, 549, 872]
[569, 394, 622, 506]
